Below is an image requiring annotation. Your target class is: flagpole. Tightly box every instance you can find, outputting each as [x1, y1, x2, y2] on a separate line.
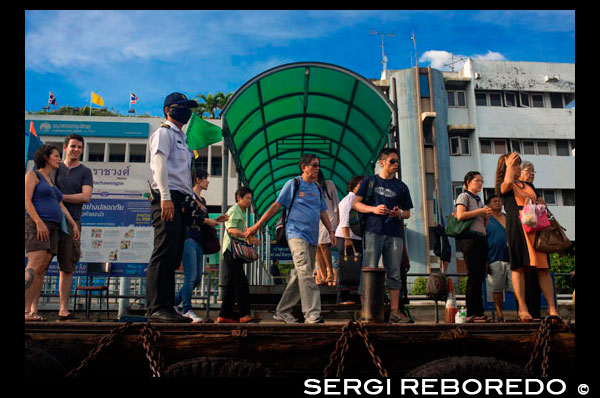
[90, 93, 92, 116]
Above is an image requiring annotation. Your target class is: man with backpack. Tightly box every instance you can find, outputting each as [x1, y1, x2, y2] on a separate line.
[352, 148, 413, 323]
[244, 154, 336, 324]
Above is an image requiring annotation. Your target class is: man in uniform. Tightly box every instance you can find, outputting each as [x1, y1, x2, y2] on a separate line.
[55, 133, 93, 320]
[147, 92, 198, 323]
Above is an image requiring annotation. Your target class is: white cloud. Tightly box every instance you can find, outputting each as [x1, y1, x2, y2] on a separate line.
[419, 50, 506, 71]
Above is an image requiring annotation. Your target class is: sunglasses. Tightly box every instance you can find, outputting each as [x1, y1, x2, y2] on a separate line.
[388, 158, 398, 165]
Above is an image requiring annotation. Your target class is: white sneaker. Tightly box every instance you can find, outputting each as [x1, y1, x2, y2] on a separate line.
[273, 312, 299, 324]
[173, 306, 183, 316]
[183, 310, 205, 323]
[304, 315, 324, 324]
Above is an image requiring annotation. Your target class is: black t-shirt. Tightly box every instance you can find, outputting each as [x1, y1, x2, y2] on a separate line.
[54, 163, 94, 221]
[356, 175, 413, 238]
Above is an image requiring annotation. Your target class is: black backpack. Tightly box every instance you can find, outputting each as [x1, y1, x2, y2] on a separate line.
[349, 176, 375, 237]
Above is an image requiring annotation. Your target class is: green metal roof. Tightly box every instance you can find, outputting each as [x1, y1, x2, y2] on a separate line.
[221, 62, 395, 227]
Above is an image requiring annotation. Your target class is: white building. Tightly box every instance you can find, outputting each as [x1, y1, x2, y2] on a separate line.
[445, 59, 575, 241]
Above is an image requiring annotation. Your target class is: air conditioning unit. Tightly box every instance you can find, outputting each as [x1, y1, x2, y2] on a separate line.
[544, 74, 560, 82]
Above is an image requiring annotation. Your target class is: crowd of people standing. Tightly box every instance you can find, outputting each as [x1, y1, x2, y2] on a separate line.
[25, 91, 565, 326]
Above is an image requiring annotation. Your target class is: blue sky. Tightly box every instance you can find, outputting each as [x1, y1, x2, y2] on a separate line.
[25, 10, 575, 117]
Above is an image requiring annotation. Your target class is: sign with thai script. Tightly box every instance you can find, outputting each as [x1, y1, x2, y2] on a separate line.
[25, 119, 149, 138]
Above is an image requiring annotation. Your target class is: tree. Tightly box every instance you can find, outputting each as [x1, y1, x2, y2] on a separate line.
[194, 92, 233, 119]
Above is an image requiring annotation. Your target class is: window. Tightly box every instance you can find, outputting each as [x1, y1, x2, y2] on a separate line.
[510, 140, 521, 153]
[211, 145, 222, 176]
[447, 91, 455, 107]
[504, 92, 516, 107]
[550, 93, 564, 109]
[475, 92, 487, 106]
[452, 182, 463, 200]
[88, 143, 105, 162]
[447, 90, 467, 107]
[537, 141, 550, 155]
[489, 93, 502, 106]
[532, 94, 544, 108]
[523, 140, 536, 155]
[129, 144, 146, 163]
[450, 136, 470, 156]
[556, 140, 571, 156]
[194, 147, 208, 172]
[480, 139, 492, 154]
[108, 144, 126, 162]
[419, 74, 430, 97]
[562, 190, 575, 206]
[494, 140, 508, 154]
[457, 91, 466, 107]
[519, 93, 530, 107]
[541, 189, 556, 205]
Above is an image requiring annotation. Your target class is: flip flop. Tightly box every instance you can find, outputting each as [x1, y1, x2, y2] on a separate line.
[58, 313, 76, 321]
[25, 313, 47, 322]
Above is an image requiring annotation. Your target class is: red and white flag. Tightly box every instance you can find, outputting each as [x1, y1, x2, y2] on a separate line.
[48, 91, 57, 106]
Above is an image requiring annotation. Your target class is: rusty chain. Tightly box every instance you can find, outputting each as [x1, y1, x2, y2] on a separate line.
[65, 321, 163, 377]
[526, 315, 561, 377]
[324, 321, 388, 378]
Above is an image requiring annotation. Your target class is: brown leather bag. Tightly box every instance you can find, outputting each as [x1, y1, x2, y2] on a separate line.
[534, 208, 571, 253]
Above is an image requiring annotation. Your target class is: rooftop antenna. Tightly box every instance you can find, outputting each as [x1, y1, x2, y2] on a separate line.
[443, 53, 466, 72]
[411, 31, 418, 68]
[370, 29, 396, 80]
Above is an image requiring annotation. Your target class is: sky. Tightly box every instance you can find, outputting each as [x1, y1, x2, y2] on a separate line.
[25, 10, 575, 117]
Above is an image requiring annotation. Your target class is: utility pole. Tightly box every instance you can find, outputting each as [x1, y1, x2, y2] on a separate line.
[370, 29, 396, 80]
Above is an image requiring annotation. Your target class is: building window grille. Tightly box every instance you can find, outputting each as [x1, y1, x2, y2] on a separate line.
[523, 140, 536, 155]
[108, 144, 126, 162]
[88, 143, 105, 162]
[475, 92, 487, 106]
[129, 144, 146, 163]
[480, 139, 492, 154]
[489, 93, 502, 107]
[494, 140, 508, 154]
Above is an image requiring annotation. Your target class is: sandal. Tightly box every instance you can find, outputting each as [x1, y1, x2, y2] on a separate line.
[25, 313, 47, 322]
[518, 312, 533, 323]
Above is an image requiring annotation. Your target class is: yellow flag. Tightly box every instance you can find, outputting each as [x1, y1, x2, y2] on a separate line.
[91, 92, 104, 106]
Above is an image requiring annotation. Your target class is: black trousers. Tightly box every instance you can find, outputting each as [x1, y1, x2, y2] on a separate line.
[461, 234, 487, 317]
[146, 191, 187, 315]
[219, 250, 251, 319]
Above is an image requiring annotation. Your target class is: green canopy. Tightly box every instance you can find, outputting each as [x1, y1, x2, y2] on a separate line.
[221, 62, 396, 227]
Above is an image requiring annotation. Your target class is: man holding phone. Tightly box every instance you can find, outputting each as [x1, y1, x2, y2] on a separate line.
[352, 148, 413, 323]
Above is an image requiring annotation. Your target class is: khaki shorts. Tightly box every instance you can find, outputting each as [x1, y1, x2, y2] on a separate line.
[57, 220, 81, 273]
[25, 216, 60, 255]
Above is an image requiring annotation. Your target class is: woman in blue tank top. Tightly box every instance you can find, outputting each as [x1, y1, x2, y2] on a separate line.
[25, 144, 80, 321]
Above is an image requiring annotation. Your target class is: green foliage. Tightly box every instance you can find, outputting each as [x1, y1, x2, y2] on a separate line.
[412, 277, 427, 295]
[550, 250, 575, 294]
[194, 92, 234, 119]
[28, 106, 122, 117]
[457, 276, 468, 295]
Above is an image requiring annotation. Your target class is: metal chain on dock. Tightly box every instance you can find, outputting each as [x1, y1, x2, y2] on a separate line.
[324, 321, 388, 378]
[66, 322, 163, 377]
[525, 315, 562, 377]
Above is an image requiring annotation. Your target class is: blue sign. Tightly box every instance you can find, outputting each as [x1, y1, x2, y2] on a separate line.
[26, 119, 150, 138]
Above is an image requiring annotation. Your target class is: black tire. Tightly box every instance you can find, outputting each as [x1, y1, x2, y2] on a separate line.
[407, 356, 532, 378]
[164, 357, 272, 377]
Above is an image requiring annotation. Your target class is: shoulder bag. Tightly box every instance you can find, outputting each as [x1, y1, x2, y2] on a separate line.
[534, 208, 571, 253]
[227, 230, 259, 263]
[200, 223, 220, 255]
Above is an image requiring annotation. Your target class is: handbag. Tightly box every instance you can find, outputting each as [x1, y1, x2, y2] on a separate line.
[200, 223, 220, 255]
[227, 230, 259, 263]
[444, 214, 473, 238]
[534, 208, 571, 253]
[338, 244, 362, 286]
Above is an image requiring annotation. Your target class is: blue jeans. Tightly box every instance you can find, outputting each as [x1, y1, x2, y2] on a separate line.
[174, 238, 204, 313]
[359, 231, 403, 294]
